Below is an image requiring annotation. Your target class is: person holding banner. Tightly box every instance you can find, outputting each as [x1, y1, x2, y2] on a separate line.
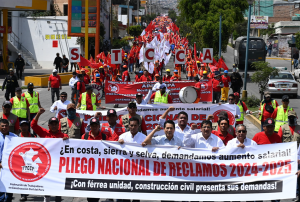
[150, 84, 173, 104]
[135, 71, 143, 82]
[0, 101, 20, 134]
[183, 120, 224, 151]
[120, 102, 147, 136]
[100, 109, 126, 140]
[193, 76, 201, 103]
[118, 117, 147, 145]
[211, 117, 234, 145]
[0, 119, 18, 202]
[135, 87, 153, 105]
[252, 118, 282, 145]
[226, 124, 257, 148]
[142, 121, 183, 148]
[50, 92, 71, 118]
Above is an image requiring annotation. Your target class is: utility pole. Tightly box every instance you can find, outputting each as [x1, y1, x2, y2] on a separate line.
[127, 0, 130, 34]
[219, 13, 222, 59]
[258, 0, 260, 37]
[137, 0, 139, 25]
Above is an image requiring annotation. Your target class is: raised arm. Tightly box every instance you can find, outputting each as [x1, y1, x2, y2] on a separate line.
[142, 125, 161, 146]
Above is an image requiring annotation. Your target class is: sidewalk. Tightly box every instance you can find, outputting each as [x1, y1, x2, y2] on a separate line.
[266, 56, 291, 61]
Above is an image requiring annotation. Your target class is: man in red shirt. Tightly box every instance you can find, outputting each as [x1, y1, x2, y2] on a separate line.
[163, 69, 171, 81]
[193, 76, 201, 103]
[258, 91, 279, 131]
[10, 87, 30, 122]
[212, 73, 222, 104]
[81, 68, 90, 85]
[0, 101, 19, 134]
[128, 56, 135, 73]
[100, 109, 126, 141]
[212, 117, 234, 145]
[252, 118, 282, 145]
[135, 71, 143, 82]
[48, 69, 62, 104]
[221, 70, 231, 102]
[140, 70, 152, 81]
[122, 65, 130, 81]
[76, 74, 86, 105]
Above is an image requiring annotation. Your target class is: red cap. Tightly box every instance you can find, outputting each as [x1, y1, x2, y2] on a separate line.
[155, 74, 159, 77]
[234, 92, 240, 97]
[123, 65, 127, 68]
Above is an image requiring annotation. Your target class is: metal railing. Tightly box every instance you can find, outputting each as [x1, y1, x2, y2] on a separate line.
[8, 31, 37, 62]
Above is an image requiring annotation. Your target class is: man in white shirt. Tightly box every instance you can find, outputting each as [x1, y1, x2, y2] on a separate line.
[135, 86, 153, 105]
[152, 76, 168, 92]
[226, 124, 257, 148]
[158, 106, 197, 141]
[69, 72, 78, 104]
[183, 120, 224, 151]
[119, 117, 146, 144]
[49, 92, 71, 117]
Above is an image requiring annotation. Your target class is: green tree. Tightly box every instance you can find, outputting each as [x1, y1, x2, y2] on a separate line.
[168, 10, 177, 22]
[251, 61, 279, 100]
[178, 0, 248, 55]
[129, 25, 143, 37]
[232, 20, 247, 40]
[295, 32, 300, 50]
[176, 15, 194, 43]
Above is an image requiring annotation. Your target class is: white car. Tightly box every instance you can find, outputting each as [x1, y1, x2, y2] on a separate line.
[293, 67, 300, 79]
[267, 71, 298, 98]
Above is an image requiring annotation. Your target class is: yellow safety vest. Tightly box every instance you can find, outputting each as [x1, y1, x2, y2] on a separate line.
[153, 91, 169, 104]
[236, 101, 244, 122]
[275, 105, 293, 131]
[24, 91, 39, 113]
[80, 92, 97, 111]
[12, 96, 27, 118]
[259, 99, 277, 121]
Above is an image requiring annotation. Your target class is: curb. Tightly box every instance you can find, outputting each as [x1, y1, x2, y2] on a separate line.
[245, 114, 261, 130]
[266, 57, 291, 61]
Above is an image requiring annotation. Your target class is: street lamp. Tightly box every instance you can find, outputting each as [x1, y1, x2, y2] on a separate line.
[242, 0, 254, 99]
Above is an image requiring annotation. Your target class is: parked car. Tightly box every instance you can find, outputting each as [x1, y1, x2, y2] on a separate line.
[267, 71, 298, 98]
[293, 66, 300, 79]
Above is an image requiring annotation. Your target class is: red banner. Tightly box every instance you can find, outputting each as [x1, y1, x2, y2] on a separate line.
[105, 80, 213, 104]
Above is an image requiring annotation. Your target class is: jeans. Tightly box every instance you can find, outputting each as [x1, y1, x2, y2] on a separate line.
[294, 59, 299, 68]
[136, 60, 140, 70]
[5, 89, 15, 100]
[268, 49, 272, 57]
[62, 65, 68, 73]
[129, 63, 133, 72]
[16, 67, 23, 79]
[0, 192, 13, 202]
[51, 88, 60, 104]
[213, 91, 221, 103]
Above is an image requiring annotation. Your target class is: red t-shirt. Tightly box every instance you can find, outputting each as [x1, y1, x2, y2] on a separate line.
[212, 78, 221, 92]
[129, 57, 135, 64]
[2, 113, 19, 132]
[194, 82, 201, 98]
[221, 75, 231, 87]
[278, 125, 295, 139]
[81, 131, 104, 140]
[170, 76, 181, 81]
[140, 75, 152, 81]
[58, 118, 85, 135]
[20, 133, 35, 138]
[122, 70, 130, 81]
[10, 97, 30, 108]
[259, 100, 279, 122]
[119, 115, 147, 132]
[163, 75, 171, 82]
[150, 92, 173, 103]
[100, 123, 125, 141]
[48, 75, 61, 88]
[135, 75, 141, 82]
[78, 93, 99, 110]
[212, 128, 234, 145]
[77, 81, 86, 94]
[252, 132, 282, 145]
[83, 74, 90, 85]
[31, 119, 69, 138]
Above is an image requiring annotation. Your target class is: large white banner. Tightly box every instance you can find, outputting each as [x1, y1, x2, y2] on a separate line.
[0, 138, 297, 201]
[56, 104, 237, 133]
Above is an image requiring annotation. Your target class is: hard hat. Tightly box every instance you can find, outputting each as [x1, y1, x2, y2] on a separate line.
[100, 66, 103, 69]
[174, 69, 178, 73]
[95, 73, 100, 78]
[125, 53, 127, 55]
[166, 69, 171, 72]
[53, 69, 58, 73]
[196, 61, 200, 64]
[224, 70, 228, 73]
[155, 74, 160, 77]
[203, 71, 207, 74]
[123, 65, 128, 68]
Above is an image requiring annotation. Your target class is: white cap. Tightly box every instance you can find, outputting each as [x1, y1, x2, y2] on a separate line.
[18, 53, 21, 55]
[52, 69, 58, 73]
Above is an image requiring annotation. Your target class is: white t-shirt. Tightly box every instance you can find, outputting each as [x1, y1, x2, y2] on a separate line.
[119, 131, 146, 144]
[226, 137, 257, 148]
[49, 100, 71, 117]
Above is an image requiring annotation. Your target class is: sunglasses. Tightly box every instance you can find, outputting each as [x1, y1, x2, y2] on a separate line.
[61, 96, 67, 98]
[3, 105, 11, 108]
[238, 130, 246, 133]
[128, 106, 136, 109]
[228, 98, 234, 100]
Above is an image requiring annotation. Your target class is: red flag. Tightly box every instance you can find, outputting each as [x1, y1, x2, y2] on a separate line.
[212, 58, 218, 66]
[78, 56, 91, 67]
[199, 52, 203, 62]
[89, 56, 95, 63]
[217, 58, 229, 70]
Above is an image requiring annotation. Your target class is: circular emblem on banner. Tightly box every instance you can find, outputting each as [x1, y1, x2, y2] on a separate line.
[8, 142, 51, 182]
[213, 110, 235, 126]
[201, 82, 209, 91]
[108, 84, 119, 93]
[90, 83, 103, 100]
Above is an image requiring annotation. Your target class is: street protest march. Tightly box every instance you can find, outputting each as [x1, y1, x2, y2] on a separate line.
[56, 103, 236, 133]
[0, 137, 297, 201]
[104, 80, 213, 104]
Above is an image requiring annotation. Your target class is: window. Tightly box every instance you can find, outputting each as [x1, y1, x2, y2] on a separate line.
[121, 7, 127, 15]
[270, 73, 294, 80]
[8, 12, 12, 27]
[63, 4, 68, 16]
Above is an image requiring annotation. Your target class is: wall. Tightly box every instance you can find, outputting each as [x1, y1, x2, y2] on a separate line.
[273, 2, 300, 20]
[10, 14, 79, 69]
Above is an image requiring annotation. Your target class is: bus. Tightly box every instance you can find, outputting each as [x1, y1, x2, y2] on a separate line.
[233, 37, 267, 69]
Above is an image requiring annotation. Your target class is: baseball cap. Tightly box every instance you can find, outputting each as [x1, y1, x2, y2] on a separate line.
[234, 92, 240, 97]
[159, 83, 167, 89]
[264, 91, 271, 97]
[90, 117, 100, 125]
[263, 118, 275, 127]
[20, 120, 30, 126]
[2, 101, 12, 107]
[136, 93, 143, 97]
[128, 101, 137, 108]
[224, 70, 228, 73]
[9, 68, 13, 71]
[155, 74, 160, 77]
[166, 69, 170, 72]
[282, 95, 289, 101]
[67, 103, 76, 110]
[52, 69, 58, 73]
[18, 53, 21, 55]
[107, 109, 117, 116]
[288, 110, 297, 117]
[123, 65, 128, 68]
[15, 87, 22, 92]
[48, 117, 59, 124]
